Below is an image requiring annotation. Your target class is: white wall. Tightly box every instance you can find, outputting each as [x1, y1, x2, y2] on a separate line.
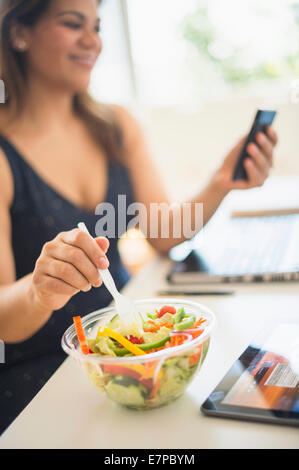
[135, 98, 299, 202]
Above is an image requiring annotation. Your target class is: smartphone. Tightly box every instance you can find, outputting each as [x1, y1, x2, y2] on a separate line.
[233, 109, 277, 181]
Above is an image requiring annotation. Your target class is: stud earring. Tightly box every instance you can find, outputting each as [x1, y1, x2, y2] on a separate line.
[16, 40, 27, 51]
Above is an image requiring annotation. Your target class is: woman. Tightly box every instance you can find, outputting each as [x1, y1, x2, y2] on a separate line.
[0, 0, 277, 434]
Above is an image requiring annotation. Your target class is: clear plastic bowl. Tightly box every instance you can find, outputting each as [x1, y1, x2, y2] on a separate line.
[61, 298, 216, 410]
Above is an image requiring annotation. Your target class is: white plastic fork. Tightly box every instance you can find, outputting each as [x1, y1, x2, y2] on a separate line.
[77, 222, 142, 330]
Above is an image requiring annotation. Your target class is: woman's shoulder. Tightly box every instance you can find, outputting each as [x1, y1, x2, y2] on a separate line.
[110, 103, 145, 149]
[0, 108, 14, 207]
[0, 145, 14, 209]
[111, 103, 142, 126]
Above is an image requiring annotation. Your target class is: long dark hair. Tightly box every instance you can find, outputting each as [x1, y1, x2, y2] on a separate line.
[0, 0, 124, 160]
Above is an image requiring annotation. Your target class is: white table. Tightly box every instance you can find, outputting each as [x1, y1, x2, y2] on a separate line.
[0, 255, 298, 449]
[1, 176, 299, 449]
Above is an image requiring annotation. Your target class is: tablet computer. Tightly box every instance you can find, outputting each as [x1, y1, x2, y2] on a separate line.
[201, 322, 299, 427]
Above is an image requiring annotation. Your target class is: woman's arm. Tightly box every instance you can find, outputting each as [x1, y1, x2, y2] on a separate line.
[0, 150, 110, 343]
[114, 105, 277, 254]
[0, 150, 52, 343]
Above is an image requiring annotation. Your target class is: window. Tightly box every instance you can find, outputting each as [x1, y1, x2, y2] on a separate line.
[126, 0, 299, 108]
[89, 0, 135, 106]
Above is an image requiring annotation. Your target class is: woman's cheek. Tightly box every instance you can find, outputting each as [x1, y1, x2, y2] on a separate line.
[43, 26, 78, 52]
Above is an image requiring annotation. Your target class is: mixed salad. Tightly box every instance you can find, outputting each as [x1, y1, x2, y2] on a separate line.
[73, 305, 210, 409]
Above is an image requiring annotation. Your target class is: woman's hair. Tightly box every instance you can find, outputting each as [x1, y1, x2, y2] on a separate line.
[0, 0, 124, 160]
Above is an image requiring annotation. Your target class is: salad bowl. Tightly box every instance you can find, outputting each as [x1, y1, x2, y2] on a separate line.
[62, 298, 216, 410]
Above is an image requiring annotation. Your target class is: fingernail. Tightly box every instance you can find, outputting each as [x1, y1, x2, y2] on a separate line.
[83, 285, 92, 292]
[99, 257, 109, 270]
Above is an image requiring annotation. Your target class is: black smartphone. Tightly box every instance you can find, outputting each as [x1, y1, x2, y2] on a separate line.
[233, 109, 277, 181]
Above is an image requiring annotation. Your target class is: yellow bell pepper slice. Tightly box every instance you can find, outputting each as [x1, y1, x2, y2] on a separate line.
[97, 326, 146, 356]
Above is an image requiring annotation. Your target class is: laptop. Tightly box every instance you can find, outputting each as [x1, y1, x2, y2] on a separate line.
[167, 212, 299, 284]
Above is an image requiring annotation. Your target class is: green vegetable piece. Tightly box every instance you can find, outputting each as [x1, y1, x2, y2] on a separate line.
[109, 347, 132, 357]
[174, 315, 196, 331]
[105, 381, 145, 407]
[140, 335, 170, 351]
[87, 339, 97, 352]
[111, 334, 170, 356]
[174, 308, 185, 324]
[107, 314, 120, 329]
[147, 312, 158, 320]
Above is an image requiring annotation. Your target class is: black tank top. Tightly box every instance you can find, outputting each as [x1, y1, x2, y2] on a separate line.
[0, 135, 135, 433]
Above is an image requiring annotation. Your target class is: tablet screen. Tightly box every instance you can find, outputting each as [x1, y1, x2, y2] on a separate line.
[201, 323, 299, 426]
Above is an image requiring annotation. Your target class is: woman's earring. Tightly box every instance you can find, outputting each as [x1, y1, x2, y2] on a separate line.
[16, 40, 27, 51]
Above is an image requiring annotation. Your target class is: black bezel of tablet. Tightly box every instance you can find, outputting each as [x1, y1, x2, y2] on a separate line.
[201, 322, 299, 427]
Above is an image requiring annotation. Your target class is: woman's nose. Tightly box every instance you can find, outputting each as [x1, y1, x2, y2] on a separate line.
[80, 29, 101, 50]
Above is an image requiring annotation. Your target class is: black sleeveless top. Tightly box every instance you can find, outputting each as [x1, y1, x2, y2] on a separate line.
[0, 135, 135, 434]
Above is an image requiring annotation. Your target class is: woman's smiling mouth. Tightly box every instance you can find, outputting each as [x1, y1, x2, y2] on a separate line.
[69, 54, 97, 68]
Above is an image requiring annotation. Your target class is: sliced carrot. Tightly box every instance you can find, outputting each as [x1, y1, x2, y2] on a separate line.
[159, 322, 174, 329]
[150, 379, 160, 399]
[189, 346, 202, 366]
[73, 316, 89, 355]
[193, 318, 206, 328]
[144, 320, 173, 333]
[189, 329, 204, 339]
[144, 327, 159, 333]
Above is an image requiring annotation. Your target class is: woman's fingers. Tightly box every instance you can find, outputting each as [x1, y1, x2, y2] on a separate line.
[244, 158, 264, 187]
[41, 275, 80, 297]
[32, 230, 111, 312]
[43, 258, 93, 292]
[256, 133, 272, 160]
[217, 126, 277, 193]
[50, 243, 102, 288]
[95, 236, 110, 255]
[59, 229, 110, 270]
[43, 231, 112, 290]
[239, 127, 277, 188]
[247, 142, 270, 177]
[266, 125, 278, 146]
[255, 132, 274, 166]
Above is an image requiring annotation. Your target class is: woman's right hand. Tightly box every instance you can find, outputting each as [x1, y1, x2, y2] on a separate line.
[30, 229, 110, 312]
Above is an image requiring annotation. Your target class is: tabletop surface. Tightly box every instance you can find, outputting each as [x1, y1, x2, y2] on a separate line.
[0, 255, 298, 449]
[1, 177, 299, 449]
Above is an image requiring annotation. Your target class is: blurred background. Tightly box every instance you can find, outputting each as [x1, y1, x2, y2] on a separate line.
[90, 0, 299, 273]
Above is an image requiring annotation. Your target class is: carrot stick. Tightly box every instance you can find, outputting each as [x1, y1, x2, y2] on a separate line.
[73, 316, 89, 355]
[144, 327, 159, 333]
[150, 379, 160, 399]
[193, 318, 206, 328]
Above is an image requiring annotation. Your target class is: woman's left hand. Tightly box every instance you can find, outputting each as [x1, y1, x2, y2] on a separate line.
[214, 126, 278, 193]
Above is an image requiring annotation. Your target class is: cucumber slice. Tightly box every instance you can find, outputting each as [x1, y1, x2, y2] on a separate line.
[174, 308, 185, 324]
[105, 381, 145, 407]
[147, 312, 158, 320]
[106, 314, 120, 330]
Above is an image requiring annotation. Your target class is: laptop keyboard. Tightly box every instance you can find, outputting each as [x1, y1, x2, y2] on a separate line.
[200, 214, 299, 277]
